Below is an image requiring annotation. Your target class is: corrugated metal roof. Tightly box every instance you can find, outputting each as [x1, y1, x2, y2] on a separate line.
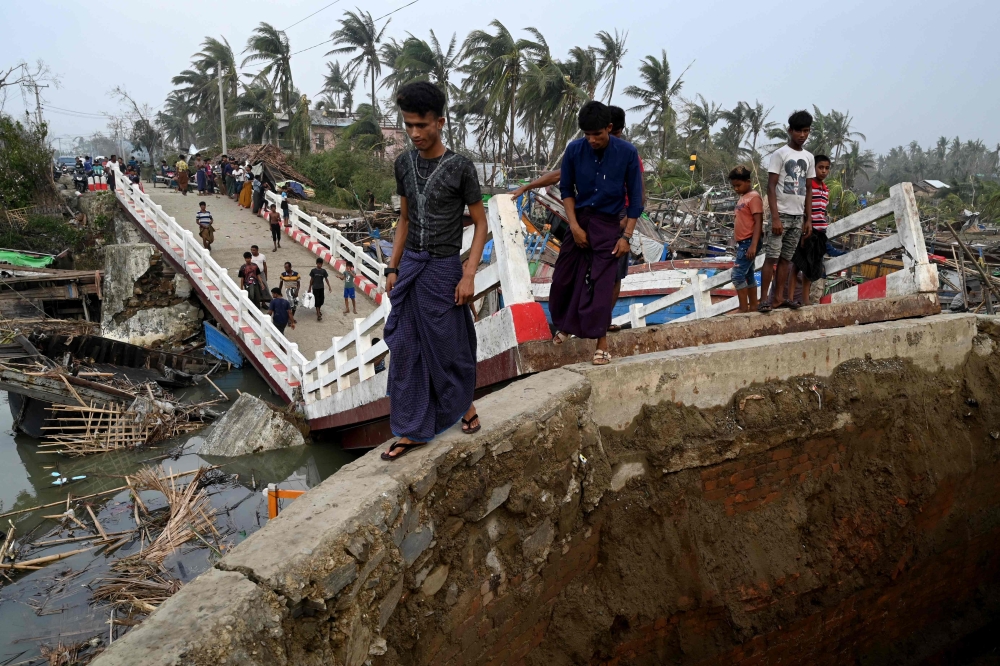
[922, 179, 949, 189]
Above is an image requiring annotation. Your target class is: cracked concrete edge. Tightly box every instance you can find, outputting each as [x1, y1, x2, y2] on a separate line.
[91, 369, 589, 665]
[569, 313, 978, 431]
[91, 568, 288, 666]
[218, 369, 588, 601]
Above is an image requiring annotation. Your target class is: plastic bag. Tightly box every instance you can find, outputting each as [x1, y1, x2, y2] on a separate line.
[299, 291, 315, 310]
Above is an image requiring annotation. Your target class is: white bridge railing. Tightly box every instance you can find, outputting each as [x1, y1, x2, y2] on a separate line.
[262, 190, 387, 292]
[613, 182, 937, 327]
[112, 167, 528, 414]
[298, 197, 531, 409]
[111, 167, 309, 395]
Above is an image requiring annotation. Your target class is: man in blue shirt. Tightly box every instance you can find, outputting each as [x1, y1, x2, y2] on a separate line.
[549, 101, 643, 365]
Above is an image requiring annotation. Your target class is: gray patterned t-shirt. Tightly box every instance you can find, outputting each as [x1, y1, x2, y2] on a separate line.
[394, 149, 482, 258]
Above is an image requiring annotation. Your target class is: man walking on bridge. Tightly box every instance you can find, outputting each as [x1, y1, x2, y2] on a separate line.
[381, 82, 488, 461]
[548, 101, 643, 365]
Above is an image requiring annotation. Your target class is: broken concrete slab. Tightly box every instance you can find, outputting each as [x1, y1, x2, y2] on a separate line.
[92, 568, 287, 666]
[199, 393, 305, 457]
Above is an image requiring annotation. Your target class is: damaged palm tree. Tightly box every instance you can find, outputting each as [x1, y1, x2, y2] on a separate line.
[92, 467, 220, 618]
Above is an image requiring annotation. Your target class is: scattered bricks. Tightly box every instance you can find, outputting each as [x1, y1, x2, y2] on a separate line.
[734, 478, 756, 492]
[704, 479, 718, 491]
[704, 489, 728, 501]
[791, 462, 813, 475]
[772, 449, 793, 461]
[798, 454, 809, 464]
[478, 617, 493, 639]
[700, 468, 718, 480]
[736, 500, 762, 514]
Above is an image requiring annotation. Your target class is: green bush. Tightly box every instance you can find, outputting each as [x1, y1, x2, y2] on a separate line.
[293, 144, 396, 209]
[0, 215, 83, 254]
[0, 114, 53, 209]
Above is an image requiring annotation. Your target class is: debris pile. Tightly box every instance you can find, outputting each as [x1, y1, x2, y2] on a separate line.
[214, 143, 315, 188]
[92, 467, 220, 618]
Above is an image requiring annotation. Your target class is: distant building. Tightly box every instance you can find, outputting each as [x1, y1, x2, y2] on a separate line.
[276, 108, 407, 156]
[914, 179, 950, 196]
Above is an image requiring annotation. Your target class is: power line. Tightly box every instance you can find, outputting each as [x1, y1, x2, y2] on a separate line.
[287, 0, 422, 58]
[283, 0, 343, 30]
[43, 104, 108, 118]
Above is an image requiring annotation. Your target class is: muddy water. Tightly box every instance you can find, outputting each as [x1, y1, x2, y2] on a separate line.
[0, 371, 358, 663]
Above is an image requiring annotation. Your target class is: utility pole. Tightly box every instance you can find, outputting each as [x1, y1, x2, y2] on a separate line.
[218, 62, 227, 155]
[31, 82, 49, 127]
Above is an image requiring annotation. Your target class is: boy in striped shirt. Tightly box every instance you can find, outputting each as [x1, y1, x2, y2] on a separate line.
[805, 155, 831, 303]
[196, 202, 214, 251]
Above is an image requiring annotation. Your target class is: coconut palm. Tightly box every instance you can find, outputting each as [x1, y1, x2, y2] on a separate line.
[385, 32, 462, 147]
[594, 29, 628, 104]
[623, 50, 688, 161]
[234, 80, 279, 144]
[321, 61, 351, 110]
[328, 9, 390, 118]
[825, 109, 866, 162]
[838, 141, 876, 188]
[461, 21, 546, 164]
[242, 23, 294, 115]
[193, 37, 239, 101]
[156, 91, 196, 149]
[742, 100, 776, 187]
[684, 94, 719, 150]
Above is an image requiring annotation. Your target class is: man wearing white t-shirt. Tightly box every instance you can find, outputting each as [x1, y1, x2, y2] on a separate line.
[759, 110, 815, 312]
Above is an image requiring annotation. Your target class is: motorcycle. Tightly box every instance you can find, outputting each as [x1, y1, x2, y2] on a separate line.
[72, 168, 88, 194]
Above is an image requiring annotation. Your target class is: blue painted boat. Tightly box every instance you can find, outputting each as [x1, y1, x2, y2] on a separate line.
[204, 322, 243, 368]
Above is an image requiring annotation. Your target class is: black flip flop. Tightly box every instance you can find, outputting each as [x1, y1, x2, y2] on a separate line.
[607, 324, 622, 332]
[757, 301, 773, 314]
[380, 440, 424, 461]
[462, 414, 481, 434]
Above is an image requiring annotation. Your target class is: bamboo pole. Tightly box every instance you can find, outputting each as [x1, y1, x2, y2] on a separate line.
[86, 505, 109, 540]
[0, 546, 97, 569]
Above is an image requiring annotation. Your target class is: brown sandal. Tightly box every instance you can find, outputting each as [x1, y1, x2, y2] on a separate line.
[552, 332, 569, 345]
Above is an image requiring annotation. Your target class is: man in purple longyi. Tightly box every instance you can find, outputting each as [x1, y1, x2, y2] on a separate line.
[549, 101, 644, 365]
[381, 82, 489, 461]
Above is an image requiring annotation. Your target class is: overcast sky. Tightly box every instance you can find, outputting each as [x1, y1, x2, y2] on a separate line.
[3, 0, 997, 156]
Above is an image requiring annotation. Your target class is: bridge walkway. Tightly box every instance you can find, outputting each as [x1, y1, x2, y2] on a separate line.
[143, 186, 377, 360]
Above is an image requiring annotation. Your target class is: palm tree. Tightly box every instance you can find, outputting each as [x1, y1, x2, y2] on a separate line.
[193, 37, 239, 101]
[684, 94, 719, 150]
[594, 29, 628, 104]
[242, 23, 294, 115]
[825, 109, 866, 162]
[839, 141, 876, 188]
[156, 91, 196, 149]
[623, 50, 688, 161]
[234, 80, 279, 144]
[742, 101, 776, 187]
[328, 9, 390, 119]
[321, 61, 351, 110]
[462, 21, 546, 164]
[387, 32, 462, 147]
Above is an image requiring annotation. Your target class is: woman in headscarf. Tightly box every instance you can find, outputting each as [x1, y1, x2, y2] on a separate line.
[238, 171, 253, 209]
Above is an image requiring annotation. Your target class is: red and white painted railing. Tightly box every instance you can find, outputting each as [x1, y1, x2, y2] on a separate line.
[299, 195, 549, 426]
[263, 190, 387, 302]
[614, 183, 936, 327]
[115, 166, 548, 425]
[109, 165, 308, 398]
